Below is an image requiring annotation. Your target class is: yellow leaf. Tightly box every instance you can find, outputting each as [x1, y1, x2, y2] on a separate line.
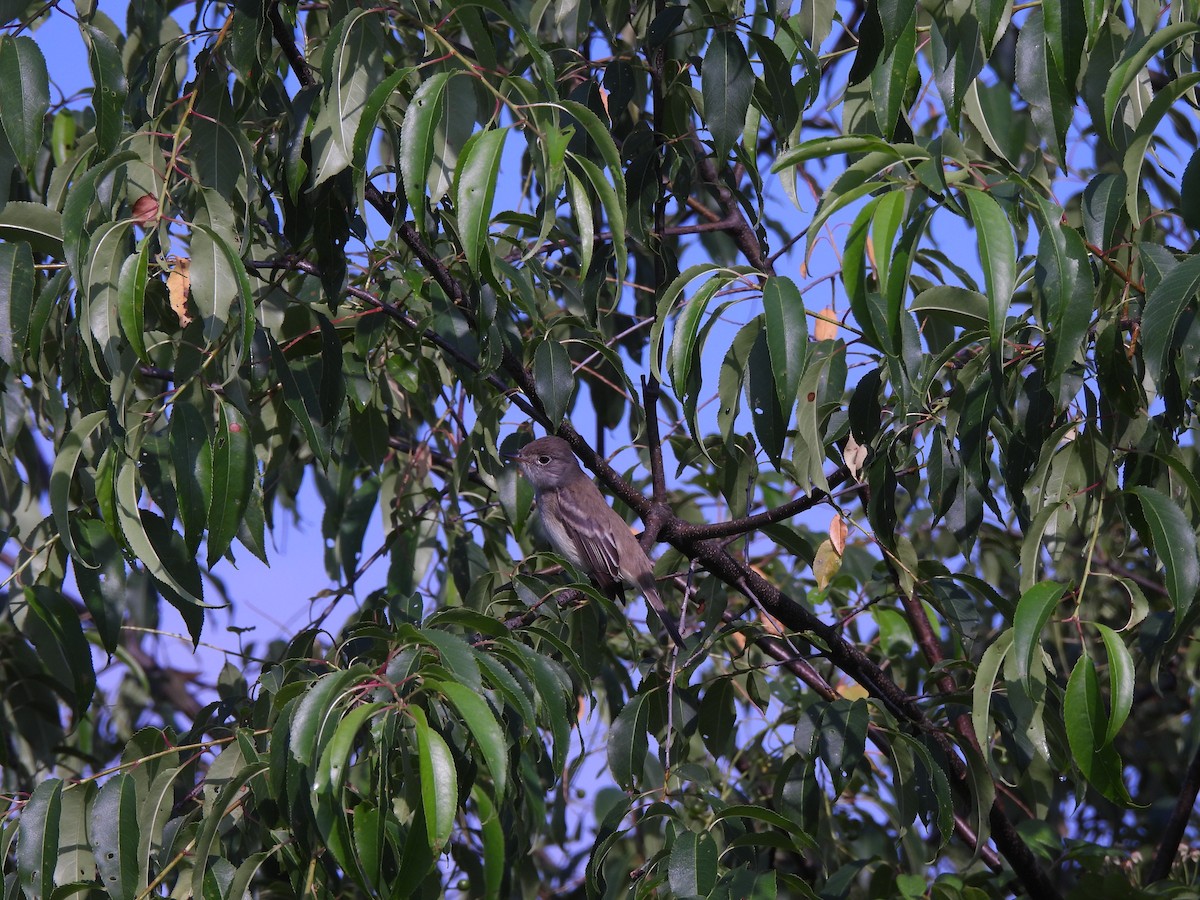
[813, 538, 842, 590]
[166, 257, 193, 328]
[814, 306, 838, 341]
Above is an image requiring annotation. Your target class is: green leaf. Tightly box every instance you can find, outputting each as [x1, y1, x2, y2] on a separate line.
[909, 285, 990, 330]
[60, 150, 138, 277]
[190, 757, 269, 900]
[568, 153, 627, 290]
[1081, 172, 1127, 253]
[1043, 0, 1085, 93]
[16, 778, 62, 900]
[1065, 654, 1105, 777]
[965, 189, 1016, 356]
[748, 327, 786, 465]
[1121, 73, 1200, 222]
[1140, 248, 1200, 394]
[114, 450, 207, 606]
[0, 201, 63, 259]
[187, 220, 244, 344]
[1035, 220, 1093, 381]
[472, 786, 505, 897]
[1014, 10, 1071, 163]
[24, 586, 96, 720]
[170, 397, 211, 556]
[703, 31, 754, 161]
[973, 628, 1013, 752]
[400, 72, 476, 233]
[453, 127, 508, 276]
[1129, 486, 1199, 622]
[90, 773, 140, 900]
[80, 24, 128, 158]
[871, 8, 916, 140]
[772, 135, 929, 172]
[206, 401, 255, 568]
[533, 338, 575, 428]
[668, 830, 719, 898]
[762, 275, 808, 427]
[269, 333, 330, 467]
[1103, 22, 1200, 140]
[0, 35, 48, 170]
[411, 705, 458, 852]
[607, 692, 649, 791]
[0, 238, 32, 368]
[116, 235, 151, 363]
[50, 409, 109, 569]
[313, 701, 386, 794]
[289, 669, 362, 766]
[432, 679, 508, 799]
[1182, 148, 1200, 233]
[1096, 623, 1134, 746]
[310, 9, 385, 186]
[1012, 581, 1066, 689]
[55, 780, 96, 886]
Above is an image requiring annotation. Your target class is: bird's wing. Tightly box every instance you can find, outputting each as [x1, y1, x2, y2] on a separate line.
[557, 481, 622, 588]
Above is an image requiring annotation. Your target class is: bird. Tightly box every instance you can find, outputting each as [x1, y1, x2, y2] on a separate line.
[508, 435, 684, 646]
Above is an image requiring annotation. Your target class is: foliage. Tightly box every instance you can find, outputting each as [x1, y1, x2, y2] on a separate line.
[2, 0, 1200, 897]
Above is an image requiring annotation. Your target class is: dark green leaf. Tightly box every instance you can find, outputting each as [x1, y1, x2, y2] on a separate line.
[762, 275, 807, 426]
[206, 402, 255, 567]
[81, 24, 128, 157]
[607, 692, 649, 791]
[533, 338, 575, 428]
[0, 200, 64, 259]
[1182, 148, 1200, 233]
[0, 35, 48, 170]
[0, 238, 32, 368]
[1129, 486, 1199, 622]
[1012, 581, 1066, 689]
[1014, 10, 1071, 163]
[1035, 221, 1093, 380]
[24, 586, 95, 720]
[90, 774, 140, 900]
[1141, 252, 1200, 393]
[16, 778, 62, 900]
[965, 189, 1015, 355]
[1096, 623, 1133, 746]
[668, 830, 718, 898]
[703, 32, 754, 161]
[170, 397, 211, 556]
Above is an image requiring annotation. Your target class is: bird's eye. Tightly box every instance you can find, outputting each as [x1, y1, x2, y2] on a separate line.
[538, 455, 551, 465]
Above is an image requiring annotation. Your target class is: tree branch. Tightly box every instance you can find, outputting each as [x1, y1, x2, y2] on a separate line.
[1148, 739, 1200, 882]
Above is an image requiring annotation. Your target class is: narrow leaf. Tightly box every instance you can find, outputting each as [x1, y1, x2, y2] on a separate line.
[1129, 485, 1200, 622]
[0, 35, 48, 170]
[965, 189, 1016, 355]
[90, 773, 140, 900]
[1012, 581, 1066, 688]
[412, 706, 458, 851]
[454, 127, 508, 276]
[703, 32, 754, 161]
[762, 275, 808, 427]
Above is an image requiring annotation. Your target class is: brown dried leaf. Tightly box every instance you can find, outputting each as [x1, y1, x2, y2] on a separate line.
[131, 194, 158, 227]
[843, 433, 868, 480]
[166, 257, 193, 328]
[814, 306, 838, 341]
[829, 514, 847, 556]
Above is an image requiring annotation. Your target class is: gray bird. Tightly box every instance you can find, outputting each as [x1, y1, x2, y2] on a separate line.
[509, 436, 684, 646]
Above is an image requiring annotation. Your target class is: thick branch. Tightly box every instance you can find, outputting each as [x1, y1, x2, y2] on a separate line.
[1148, 740, 1200, 882]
